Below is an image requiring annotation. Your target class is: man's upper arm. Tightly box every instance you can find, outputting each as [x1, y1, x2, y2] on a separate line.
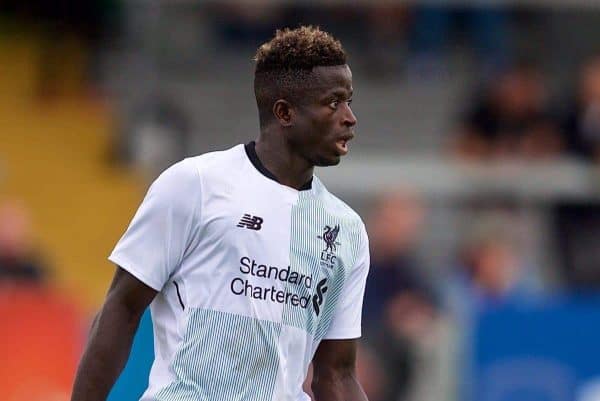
[105, 267, 158, 316]
[311, 339, 368, 401]
[312, 339, 358, 377]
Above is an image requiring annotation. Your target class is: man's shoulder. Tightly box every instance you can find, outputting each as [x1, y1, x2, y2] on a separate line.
[185, 144, 245, 172]
[314, 178, 364, 226]
[154, 144, 244, 194]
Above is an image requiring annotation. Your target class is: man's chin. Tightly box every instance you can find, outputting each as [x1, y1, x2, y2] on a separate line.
[314, 155, 341, 167]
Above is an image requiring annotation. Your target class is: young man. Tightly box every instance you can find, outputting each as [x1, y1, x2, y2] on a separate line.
[71, 26, 370, 401]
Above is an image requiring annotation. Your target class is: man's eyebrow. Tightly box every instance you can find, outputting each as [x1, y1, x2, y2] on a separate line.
[323, 88, 353, 99]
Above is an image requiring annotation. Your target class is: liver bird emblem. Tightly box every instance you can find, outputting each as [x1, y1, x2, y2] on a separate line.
[322, 225, 340, 252]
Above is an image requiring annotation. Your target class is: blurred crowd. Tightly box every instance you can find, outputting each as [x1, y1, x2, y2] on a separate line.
[2, 3, 600, 166]
[453, 57, 600, 163]
[209, 3, 600, 164]
[356, 190, 544, 401]
[4, 3, 600, 164]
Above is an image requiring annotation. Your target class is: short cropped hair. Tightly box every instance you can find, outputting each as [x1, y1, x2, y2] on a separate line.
[254, 26, 347, 126]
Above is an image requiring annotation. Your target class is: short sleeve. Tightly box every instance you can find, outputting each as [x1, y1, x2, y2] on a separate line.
[108, 158, 201, 291]
[324, 223, 370, 339]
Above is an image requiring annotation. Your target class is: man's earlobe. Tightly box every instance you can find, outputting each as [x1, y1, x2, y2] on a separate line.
[273, 100, 293, 127]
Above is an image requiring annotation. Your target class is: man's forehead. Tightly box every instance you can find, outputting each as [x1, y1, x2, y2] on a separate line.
[311, 65, 353, 90]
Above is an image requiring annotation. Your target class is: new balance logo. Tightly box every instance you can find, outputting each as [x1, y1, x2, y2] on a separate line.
[236, 214, 263, 230]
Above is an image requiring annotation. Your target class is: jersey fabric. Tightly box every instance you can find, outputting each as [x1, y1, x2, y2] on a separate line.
[109, 142, 370, 401]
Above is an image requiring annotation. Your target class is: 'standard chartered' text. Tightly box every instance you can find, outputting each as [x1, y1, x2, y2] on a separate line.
[230, 256, 314, 308]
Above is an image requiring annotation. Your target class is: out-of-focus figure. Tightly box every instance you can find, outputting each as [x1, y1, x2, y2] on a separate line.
[117, 97, 192, 178]
[0, 199, 83, 401]
[0, 199, 46, 283]
[453, 62, 562, 160]
[444, 214, 542, 401]
[362, 191, 453, 401]
[363, 190, 429, 331]
[448, 216, 539, 311]
[385, 290, 455, 401]
[562, 55, 600, 162]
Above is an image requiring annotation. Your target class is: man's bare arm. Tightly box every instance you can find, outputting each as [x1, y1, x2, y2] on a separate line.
[71, 267, 157, 401]
[311, 339, 369, 401]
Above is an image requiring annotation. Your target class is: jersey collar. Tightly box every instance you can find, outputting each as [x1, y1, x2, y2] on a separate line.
[244, 141, 313, 191]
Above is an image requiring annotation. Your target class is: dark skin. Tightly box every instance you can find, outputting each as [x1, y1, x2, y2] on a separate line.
[71, 268, 157, 401]
[71, 64, 364, 401]
[256, 64, 357, 190]
[312, 338, 369, 401]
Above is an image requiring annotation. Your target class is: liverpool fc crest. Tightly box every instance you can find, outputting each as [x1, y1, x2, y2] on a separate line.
[318, 224, 341, 268]
[322, 225, 340, 252]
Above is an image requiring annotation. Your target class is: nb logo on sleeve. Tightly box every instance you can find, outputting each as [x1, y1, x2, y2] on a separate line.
[236, 214, 263, 230]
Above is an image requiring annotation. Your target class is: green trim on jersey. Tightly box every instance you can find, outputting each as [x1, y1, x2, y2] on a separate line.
[282, 190, 363, 341]
[156, 309, 281, 401]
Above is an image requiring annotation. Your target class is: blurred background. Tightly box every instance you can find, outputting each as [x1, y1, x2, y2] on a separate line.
[3, 1, 600, 400]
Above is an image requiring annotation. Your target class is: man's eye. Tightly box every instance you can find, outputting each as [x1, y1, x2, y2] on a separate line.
[329, 99, 352, 109]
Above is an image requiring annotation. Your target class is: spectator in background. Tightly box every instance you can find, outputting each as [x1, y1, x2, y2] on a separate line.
[444, 214, 542, 401]
[562, 55, 600, 162]
[117, 96, 192, 179]
[0, 199, 46, 283]
[447, 215, 540, 315]
[362, 191, 452, 401]
[374, 290, 446, 401]
[363, 190, 430, 332]
[453, 62, 562, 161]
[0, 201, 83, 401]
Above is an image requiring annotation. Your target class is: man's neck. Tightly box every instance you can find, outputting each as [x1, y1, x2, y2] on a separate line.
[254, 136, 314, 191]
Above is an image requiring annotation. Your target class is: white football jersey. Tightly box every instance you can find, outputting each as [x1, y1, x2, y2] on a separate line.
[109, 142, 370, 401]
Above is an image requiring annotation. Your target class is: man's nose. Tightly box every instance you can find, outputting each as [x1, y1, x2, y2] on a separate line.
[341, 103, 357, 127]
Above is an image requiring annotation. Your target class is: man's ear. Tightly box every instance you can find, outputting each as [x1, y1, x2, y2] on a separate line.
[273, 99, 294, 127]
